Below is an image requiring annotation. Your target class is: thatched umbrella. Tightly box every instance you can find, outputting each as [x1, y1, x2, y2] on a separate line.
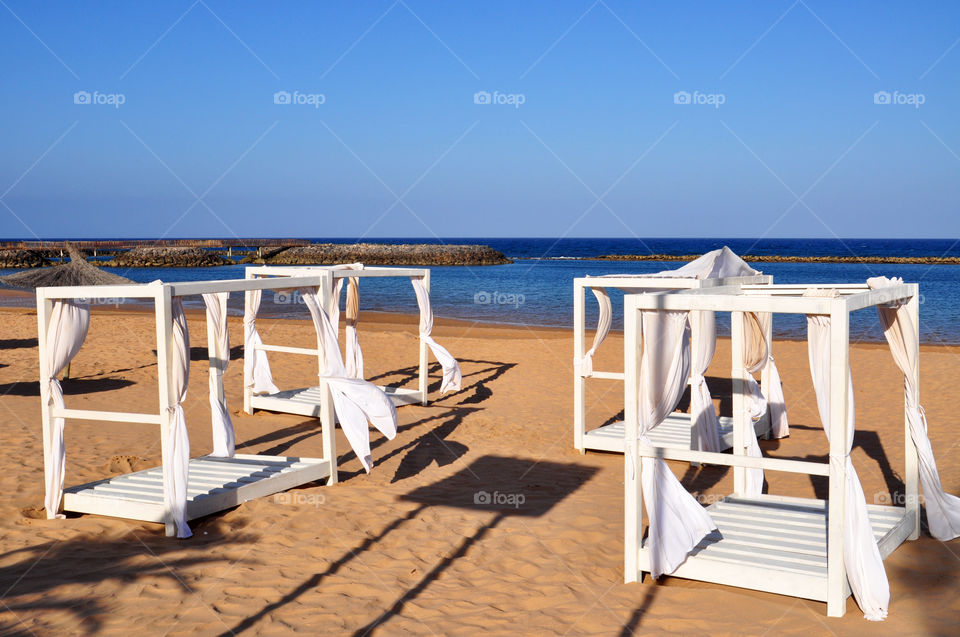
[0, 243, 134, 289]
[1, 243, 136, 378]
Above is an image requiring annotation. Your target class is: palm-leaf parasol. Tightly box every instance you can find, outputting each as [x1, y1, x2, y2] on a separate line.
[1, 243, 136, 378]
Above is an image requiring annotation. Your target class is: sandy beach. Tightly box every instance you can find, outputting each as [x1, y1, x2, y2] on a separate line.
[1, 305, 958, 636]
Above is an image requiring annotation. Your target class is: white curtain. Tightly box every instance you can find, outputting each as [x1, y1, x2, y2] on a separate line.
[689, 310, 721, 452]
[300, 288, 398, 472]
[758, 312, 790, 438]
[166, 298, 193, 539]
[738, 312, 767, 496]
[243, 288, 279, 395]
[202, 292, 234, 458]
[344, 277, 363, 379]
[637, 310, 717, 578]
[576, 287, 611, 376]
[42, 299, 90, 519]
[807, 313, 888, 621]
[410, 277, 462, 393]
[867, 276, 960, 540]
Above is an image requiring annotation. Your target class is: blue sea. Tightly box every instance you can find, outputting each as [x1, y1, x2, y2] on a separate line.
[3, 238, 959, 344]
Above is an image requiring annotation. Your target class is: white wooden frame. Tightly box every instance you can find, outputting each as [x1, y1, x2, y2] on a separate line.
[37, 275, 339, 536]
[573, 273, 773, 454]
[242, 266, 431, 420]
[622, 283, 922, 617]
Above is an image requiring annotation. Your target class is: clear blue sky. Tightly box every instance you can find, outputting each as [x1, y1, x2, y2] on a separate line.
[1, 1, 958, 239]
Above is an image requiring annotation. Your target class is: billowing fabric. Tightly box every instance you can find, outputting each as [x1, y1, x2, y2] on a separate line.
[576, 287, 611, 376]
[807, 312, 888, 621]
[243, 288, 279, 395]
[42, 299, 90, 519]
[637, 310, 716, 578]
[300, 289, 398, 472]
[689, 310, 722, 452]
[584, 246, 762, 382]
[202, 292, 234, 458]
[867, 276, 960, 541]
[738, 312, 768, 496]
[410, 277, 462, 393]
[166, 298, 193, 538]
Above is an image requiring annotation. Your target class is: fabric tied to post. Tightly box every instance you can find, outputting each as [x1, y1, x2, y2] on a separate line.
[410, 277, 461, 393]
[42, 299, 90, 519]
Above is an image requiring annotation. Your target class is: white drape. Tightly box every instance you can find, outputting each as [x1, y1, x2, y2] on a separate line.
[738, 312, 767, 496]
[344, 277, 363, 379]
[202, 292, 234, 458]
[410, 277, 462, 393]
[300, 288, 397, 472]
[243, 288, 279, 395]
[637, 310, 717, 578]
[867, 276, 960, 540]
[166, 298, 193, 538]
[758, 312, 789, 439]
[689, 310, 721, 452]
[807, 313, 888, 621]
[42, 299, 90, 519]
[576, 287, 611, 376]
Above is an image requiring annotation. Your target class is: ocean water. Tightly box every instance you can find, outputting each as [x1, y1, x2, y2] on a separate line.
[2, 238, 959, 344]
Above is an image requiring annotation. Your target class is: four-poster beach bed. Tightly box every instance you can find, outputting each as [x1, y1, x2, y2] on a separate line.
[621, 279, 960, 619]
[37, 275, 399, 537]
[574, 247, 783, 454]
[242, 265, 461, 418]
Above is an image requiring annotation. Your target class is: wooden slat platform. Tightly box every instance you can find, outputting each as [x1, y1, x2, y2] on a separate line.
[62, 453, 330, 526]
[584, 413, 765, 453]
[638, 495, 914, 603]
[250, 385, 423, 417]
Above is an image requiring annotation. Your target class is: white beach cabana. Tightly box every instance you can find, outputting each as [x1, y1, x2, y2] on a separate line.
[622, 279, 960, 618]
[574, 247, 786, 454]
[242, 265, 461, 420]
[37, 275, 399, 537]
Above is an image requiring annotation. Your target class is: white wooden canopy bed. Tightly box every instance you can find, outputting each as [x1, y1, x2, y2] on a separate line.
[574, 248, 783, 455]
[37, 275, 401, 537]
[242, 265, 461, 419]
[622, 278, 960, 619]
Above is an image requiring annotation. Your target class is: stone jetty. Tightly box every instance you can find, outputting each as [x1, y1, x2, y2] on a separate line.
[103, 247, 233, 268]
[244, 243, 512, 266]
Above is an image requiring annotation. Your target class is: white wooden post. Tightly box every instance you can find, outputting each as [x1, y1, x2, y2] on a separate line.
[826, 301, 849, 617]
[36, 292, 55, 515]
[905, 287, 921, 540]
[731, 311, 747, 495]
[573, 282, 586, 453]
[688, 311, 701, 462]
[623, 296, 642, 583]
[155, 286, 176, 537]
[419, 271, 430, 406]
[319, 273, 338, 485]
